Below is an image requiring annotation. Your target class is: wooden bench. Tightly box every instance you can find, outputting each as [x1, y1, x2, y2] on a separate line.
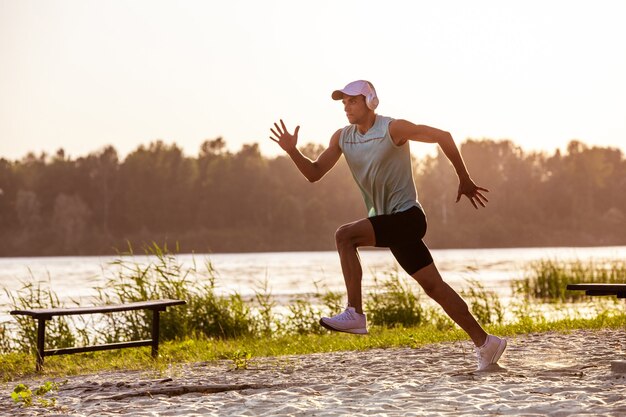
[10, 299, 186, 371]
[566, 283, 626, 299]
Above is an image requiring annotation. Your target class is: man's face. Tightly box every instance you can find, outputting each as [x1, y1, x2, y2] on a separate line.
[341, 94, 369, 124]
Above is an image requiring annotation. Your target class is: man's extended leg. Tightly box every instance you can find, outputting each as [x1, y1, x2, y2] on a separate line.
[412, 263, 488, 346]
[334, 218, 376, 314]
[411, 262, 507, 369]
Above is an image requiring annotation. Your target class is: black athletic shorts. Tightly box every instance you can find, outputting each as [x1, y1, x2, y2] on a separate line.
[368, 205, 434, 275]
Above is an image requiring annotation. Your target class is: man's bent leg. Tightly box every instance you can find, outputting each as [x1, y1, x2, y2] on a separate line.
[411, 263, 488, 347]
[334, 218, 376, 314]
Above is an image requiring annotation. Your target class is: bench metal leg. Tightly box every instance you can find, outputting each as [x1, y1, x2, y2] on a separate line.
[151, 310, 160, 359]
[36, 318, 47, 372]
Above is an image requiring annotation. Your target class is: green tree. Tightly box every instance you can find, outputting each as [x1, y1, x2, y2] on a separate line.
[118, 141, 195, 236]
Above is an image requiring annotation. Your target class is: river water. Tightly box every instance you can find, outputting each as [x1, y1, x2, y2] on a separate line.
[2, 245, 625, 324]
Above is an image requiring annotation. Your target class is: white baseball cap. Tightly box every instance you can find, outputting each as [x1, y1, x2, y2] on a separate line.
[331, 80, 379, 110]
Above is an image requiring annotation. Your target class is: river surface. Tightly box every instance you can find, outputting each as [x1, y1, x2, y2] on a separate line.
[2, 245, 626, 324]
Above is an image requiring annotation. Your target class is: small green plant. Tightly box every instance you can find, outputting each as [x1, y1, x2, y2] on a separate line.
[461, 278, 504, 325]
[230, 350, 252, 370]
[284, 299, 325, 335]
[253, 277, 278, 336]
[425, 307, 455, 331]
[314, 280, 344, 315]
[0, 322, 12, 354]
[366, 271, 425, 327]
[11, 381, 59, 407]
[11, 383, 32, 406]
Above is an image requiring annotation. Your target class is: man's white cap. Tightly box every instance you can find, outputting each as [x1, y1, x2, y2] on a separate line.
[331, 80, 379, 110]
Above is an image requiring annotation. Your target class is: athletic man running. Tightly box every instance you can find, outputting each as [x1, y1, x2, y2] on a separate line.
[269, 80, 506, 370]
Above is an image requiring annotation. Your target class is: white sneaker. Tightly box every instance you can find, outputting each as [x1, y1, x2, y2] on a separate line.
[476, 335, 507, 370]
[319, 306, 368, 334]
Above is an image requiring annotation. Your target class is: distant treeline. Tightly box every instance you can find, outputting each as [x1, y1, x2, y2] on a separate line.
[0, 138, 625, 256]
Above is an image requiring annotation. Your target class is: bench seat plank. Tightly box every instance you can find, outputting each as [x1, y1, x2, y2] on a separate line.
[566, 284, 626, 298]
[10, 299, 186, 318]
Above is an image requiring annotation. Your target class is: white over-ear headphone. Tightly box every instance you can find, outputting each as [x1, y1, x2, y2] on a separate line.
[364, 81, 379, 110]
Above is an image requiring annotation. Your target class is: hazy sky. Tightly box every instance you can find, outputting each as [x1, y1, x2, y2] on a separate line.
[1, 0, 625, 161]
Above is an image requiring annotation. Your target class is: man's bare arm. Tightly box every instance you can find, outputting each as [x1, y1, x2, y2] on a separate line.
[389, 119, 489, 209]
[270, 119, 342, 183]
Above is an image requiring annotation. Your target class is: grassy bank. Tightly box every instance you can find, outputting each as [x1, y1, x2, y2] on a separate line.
[1, 312, 625, 383]
[2, 244, 625, 383]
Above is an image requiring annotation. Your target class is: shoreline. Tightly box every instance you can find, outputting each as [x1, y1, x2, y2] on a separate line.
[3, 328, 626, 416]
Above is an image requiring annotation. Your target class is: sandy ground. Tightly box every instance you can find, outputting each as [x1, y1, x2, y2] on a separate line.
[2, 329, 626, 416]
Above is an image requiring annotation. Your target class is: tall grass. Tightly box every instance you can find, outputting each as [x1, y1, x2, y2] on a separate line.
[461, 278, 505, 325]
[3, 245, 624, 359]
[4, 279, 78, 353]
[366, 271, 506, 328]
[366, 271, 425, 327]
[94, 242, 255, 341]
[514, 259, 626, 302]
[256, 281, 343, 336]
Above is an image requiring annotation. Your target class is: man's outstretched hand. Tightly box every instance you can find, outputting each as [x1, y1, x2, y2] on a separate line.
[270, 119, 300, 153]
[456, 177, 489, 209]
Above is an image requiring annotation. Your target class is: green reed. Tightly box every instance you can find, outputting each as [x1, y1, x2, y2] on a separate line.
[366, 271, 425, 327]
[514, 258, 626, 302]
[4, 279, 77, 353]
[94, 242, 255, 341]
[366, 270, 505, 328]
[261, 280, 343, 336]
[461, 278, 505, 325]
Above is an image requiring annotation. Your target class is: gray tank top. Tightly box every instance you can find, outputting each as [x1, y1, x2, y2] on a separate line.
[339, 115, 421, 217]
